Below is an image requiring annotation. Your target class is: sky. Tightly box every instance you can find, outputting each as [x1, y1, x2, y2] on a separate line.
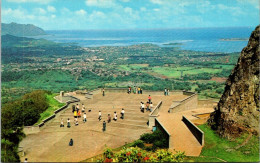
[1, 0, 259, 30]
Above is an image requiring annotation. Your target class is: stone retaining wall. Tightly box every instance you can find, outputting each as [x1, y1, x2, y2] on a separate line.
[182, 116, 204, 146]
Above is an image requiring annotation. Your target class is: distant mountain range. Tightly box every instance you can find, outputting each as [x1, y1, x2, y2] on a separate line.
[2, 22, 46, 36]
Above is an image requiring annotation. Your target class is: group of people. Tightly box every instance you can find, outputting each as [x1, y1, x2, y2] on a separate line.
[98, 108, 125, 132]
[140, 95, 153, 113]
[164, 88, 170, 96]
[128, 86, 143, 94]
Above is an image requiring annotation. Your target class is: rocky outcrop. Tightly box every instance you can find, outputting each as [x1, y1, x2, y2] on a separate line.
[208, 25, 260, 138]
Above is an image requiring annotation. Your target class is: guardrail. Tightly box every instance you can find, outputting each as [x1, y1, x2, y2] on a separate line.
[23, 96, 80, 135]
[182, 116, 204, 146]
[148, 101, 162, 128]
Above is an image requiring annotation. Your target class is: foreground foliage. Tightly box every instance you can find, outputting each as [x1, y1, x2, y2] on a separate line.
[98, 147, 185, 162]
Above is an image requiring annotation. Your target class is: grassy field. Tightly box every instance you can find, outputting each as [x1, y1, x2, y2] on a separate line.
[151, 67, 222, 78]
[187, 124, 260, 162]
[119, 64, 149, 71]
[34, 93, 65, 125]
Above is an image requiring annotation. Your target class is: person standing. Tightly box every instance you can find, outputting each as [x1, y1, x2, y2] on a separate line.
[113, 111, 117, 121]
[120, 108, 125, 119]
[77, 110, 81, 118]
[60, 118, 64, 127]
[82, 104, 85, 113]
[140, 88, 143, 94]
[102, 88, 105, 96]
[150, 102, 153, 112]
[98, 111, 102, 121]
[107, 114, 111, 123]
[148, 95, 152, 104]
[76, 104, 80, 112]
[83, 113, 87, 123]
[75, 118, 79, 126]
[74, 110, 77, 119]
[164, 88, 167, 96]
[24, 158, 28, 163]
[138, 87, 141, 94]
[67, 118, 71, 128]
[102, 121, 106, 132]
[69, 138, 73, 146]
[141, 102, 145, 113]
[167, 89, 170, 96]
[72, 105, 76, 113]
[146, 102, 150, 112]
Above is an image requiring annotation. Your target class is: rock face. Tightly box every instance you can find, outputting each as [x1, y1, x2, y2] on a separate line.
[208, 25, 260, 138]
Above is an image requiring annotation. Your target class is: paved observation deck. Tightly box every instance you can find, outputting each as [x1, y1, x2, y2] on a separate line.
[19, 90, 189, 162]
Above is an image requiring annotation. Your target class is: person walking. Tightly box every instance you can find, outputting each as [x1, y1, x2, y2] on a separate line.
[113, 111, 117, 121]
[60, 118, 64, 127]
[83, 113, 87, 123]
[69, 138, 73, 146]
[167, 89, 170, 96]
[98, 111, 102, 121]
[120, 108, 125, 119]
[107, 114, 111, 123]
[140, 88, 143, 94]
[67, 118, 71, 128]
[102, 121, 106, 132]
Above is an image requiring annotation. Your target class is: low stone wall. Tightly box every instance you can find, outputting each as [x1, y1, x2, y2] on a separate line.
[23, 95, 80, 135]
[182, 116, 204, 146]
[155, 118, 170, 148]
[148, 101, 162, 128]
[169, 93, 198, 113]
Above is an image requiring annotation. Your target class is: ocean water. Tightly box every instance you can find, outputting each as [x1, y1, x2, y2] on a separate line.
[33, 27, 254, 53]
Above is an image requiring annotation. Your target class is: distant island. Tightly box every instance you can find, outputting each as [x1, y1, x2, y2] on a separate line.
[220, 38, 249, 41]
[162, 42, 183, 45]
[1, 22, 46, 36]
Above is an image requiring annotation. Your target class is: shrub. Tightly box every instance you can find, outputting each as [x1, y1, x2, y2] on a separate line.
[131, 140, 145, 148]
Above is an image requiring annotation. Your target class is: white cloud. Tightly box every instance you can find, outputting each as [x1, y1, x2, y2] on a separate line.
[153, 8, 160, 12]
[237, 0, 259, 9]
[150, 0, 163, 5]
[2, 8, 35, 20]
[34, 8, 46, 15]
[7, 0, 53, 4]
[140, 7, 146, 12]
[51, 14, 56, 18]
[85, 0, 117, 8]
[75, 9, 87, 16]
[47, 6, 56, 12]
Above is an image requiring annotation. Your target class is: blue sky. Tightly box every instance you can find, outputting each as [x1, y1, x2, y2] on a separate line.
[2, 0, 259, 30]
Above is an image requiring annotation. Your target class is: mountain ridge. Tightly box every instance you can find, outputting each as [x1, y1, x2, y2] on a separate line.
[2, 22, 46, 36]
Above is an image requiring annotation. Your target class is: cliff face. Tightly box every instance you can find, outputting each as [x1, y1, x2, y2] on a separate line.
[208, 25, 260, 138]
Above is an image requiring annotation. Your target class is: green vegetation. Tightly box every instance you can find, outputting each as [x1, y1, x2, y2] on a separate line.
[1, 90, 63, 162]
[34, 93, 65, 125]
[187, 124, 260, 162]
